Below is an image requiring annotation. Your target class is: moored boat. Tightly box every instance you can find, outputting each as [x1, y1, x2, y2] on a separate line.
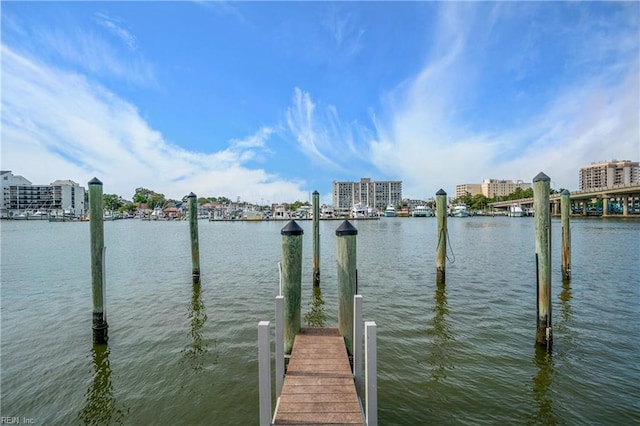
[384, 205, 396, 217]
[508, 204, 524, 217]
[351, 203, 367, 219]
[412, 206, 433, 217]
[451, 204, 469, 217]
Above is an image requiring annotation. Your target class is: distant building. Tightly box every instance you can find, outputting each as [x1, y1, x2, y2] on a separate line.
[455, 179, 530, 199]
[579, 160, 639, 190]
[0, 171, 86, 218]
[455, 184, 482, 198]
[332, 178, 402, 213]
[481, 179, 531, 199]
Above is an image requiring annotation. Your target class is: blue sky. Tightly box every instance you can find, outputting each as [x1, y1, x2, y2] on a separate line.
[2, 1, 638, 204]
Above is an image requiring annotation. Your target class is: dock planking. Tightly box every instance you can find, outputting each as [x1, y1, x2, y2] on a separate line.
[273, 327, 364, 425]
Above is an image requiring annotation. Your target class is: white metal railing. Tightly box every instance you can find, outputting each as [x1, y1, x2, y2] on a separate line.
[365, 321, 378, 426]
[258, 321, 271, 426]
[352, 295, 377, 426]
[259, 293, 377, 426]
[275, 296, 284, 397]
[353, 295, 363, 396]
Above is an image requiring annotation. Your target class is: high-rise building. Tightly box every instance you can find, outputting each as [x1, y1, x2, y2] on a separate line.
[579, 160, 639, 190]
[332, 178, 402, 213]
[1, 171, 86, 218]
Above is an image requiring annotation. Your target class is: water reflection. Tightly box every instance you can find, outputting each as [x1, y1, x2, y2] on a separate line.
[78, 344, 128, 425]
[559, 279, 572, 323]
[304, 285, 326, 327]
[183, 283, 209, 371]
[530, 346, 557, 425]
[426, 283, 453, 381]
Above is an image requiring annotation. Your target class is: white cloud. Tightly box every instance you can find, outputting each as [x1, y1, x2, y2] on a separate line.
[32, 20, 154, 87]
[368, 3, 639, 198]
[285, 87, 342, 169]
[1, 45, 308, 203]
[322, 5, 365, 56]
[94, 12, 138, 50]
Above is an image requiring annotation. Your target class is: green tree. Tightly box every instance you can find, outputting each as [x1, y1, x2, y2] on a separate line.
[119, 202, 137, 214]
[133, 188, 166, 208]
[289, 201, 310, 211]
[103, 194, 125, 211]
[470, 194, 491, 211]
[133, 187, 155, 204]
[147, 192, 167, 209]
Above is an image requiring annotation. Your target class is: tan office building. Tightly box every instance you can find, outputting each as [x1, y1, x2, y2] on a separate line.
[455, 184, 482, 198]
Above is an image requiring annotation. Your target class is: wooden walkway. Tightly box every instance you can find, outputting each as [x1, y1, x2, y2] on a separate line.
[273, 327, 364, 425]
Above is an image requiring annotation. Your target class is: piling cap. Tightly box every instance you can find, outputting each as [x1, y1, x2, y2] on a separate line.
[335, 220, 358, 236]
[312, 190, 319, 195]
[533, 172, 550, 182]
[88, 177, 102, 186]
[436, 189, 447, 196]
[281, 220, 303, 236]
[562, 189, 570, 195]
[187, 192, 197, 198]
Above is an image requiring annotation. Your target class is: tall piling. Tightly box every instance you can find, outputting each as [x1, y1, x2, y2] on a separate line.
[533, 172, 552, 349]
[336, 220, 357, 355]
[561, 189, 571, 281]
[187, 193, 201, 284]
[281, 220, 303, 354]
[312, 190, 320, 287]
[435, 189, 447, 285]
[88, 177, 108, 344]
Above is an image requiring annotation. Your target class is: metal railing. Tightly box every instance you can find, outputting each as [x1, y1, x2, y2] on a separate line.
[258, 294, 377, 426]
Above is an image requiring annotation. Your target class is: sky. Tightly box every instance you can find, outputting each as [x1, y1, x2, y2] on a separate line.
[2, 1, 639, 205]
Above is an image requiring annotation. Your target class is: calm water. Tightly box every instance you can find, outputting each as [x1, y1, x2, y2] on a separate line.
[1, 217, 639, 425]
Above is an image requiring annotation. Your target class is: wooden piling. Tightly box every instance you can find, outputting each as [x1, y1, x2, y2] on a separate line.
[281, 220, 303, 354]
[312, 190, 320, 287]
[336, 220, 357, 355]
[435, 189, 447, 285]
[533, 172, 552, 348]
[88, 177, 108, 344]
[561, 189, 571, 281]
[188, 193, 200, 284]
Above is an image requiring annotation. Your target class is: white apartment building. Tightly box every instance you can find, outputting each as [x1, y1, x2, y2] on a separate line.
[579, 160, 639, 190]
[332, 178, 402, 212]
[1, 171, 86, 218]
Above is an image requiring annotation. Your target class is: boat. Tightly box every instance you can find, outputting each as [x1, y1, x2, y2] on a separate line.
[451, 204, 469, 217]
[384, 205, 396, 217]
[412, 206, 433, 217]
[12, 212, 28, 220]
[508, 204, 524, 217]
[351, 203, 367, 219]
[320, 205, 334, 219]
[150, 207, 164, 220]
[31, 211, 48, 219]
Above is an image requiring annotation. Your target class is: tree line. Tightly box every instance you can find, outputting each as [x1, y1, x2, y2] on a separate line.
[102, 187, 309, 213]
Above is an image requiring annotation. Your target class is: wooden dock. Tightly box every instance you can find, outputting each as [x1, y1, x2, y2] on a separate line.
[273, 327, 364, 425]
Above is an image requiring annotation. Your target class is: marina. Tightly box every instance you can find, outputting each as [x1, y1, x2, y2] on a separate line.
[1, 216, 639, 424]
